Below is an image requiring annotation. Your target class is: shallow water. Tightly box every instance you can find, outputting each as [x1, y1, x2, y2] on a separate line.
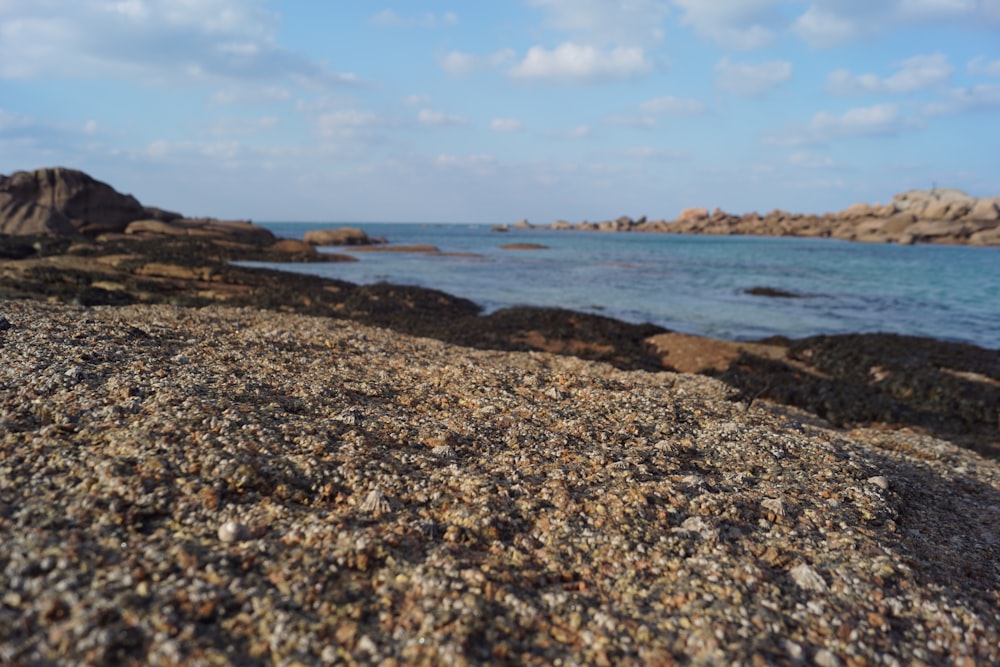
[247, 223, 1000, 349]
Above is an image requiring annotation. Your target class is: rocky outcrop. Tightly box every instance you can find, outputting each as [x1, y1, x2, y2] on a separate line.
[0, 167, 146, 236]
[304, 227, 386, 246]
[533, 188, 1000, 246]
[124, 218, 274, 243]
[0, 167, 271, 242]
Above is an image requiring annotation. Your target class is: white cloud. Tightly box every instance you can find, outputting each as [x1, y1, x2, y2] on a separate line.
[0, 107, 34, 132]
[491, 118, 523, 132]
[435, 153, 496, 172]
[527, 0, 669, 46]
[369, 9, 458, 28]
[926, 83, 1000, 114]
[317, 109, 380, 138]
[201, 141, 241, 161]
[896, 0, 978, 20]
[404, 94, 430, 107]
[810, 104, 905, 136]
[0, 0, 355, 90]
[791, 6, 860, 47]
[209, 115, 280, 136]
[550, 124, 591, 139]
[764, 103, 916, 146]
[827, 53, 953, 94]
[672, 0, 785, 50]
[209, 85, 292, 107]
[638, 96, 706, 115]
[438, 49, 515, 76]
[509, 42, 651, 83]
[418, 109, 469, 127]
[788, 151, 836, 168]
[147, 139, 171, 159]
[603, 115, 657, 128]
[968, 56, 1000, 76]
[715, 57, 791, 95]
[790, 0, 1000, 48]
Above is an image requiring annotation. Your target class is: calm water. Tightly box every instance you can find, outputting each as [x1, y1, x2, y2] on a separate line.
[246, 223, 1000, 349]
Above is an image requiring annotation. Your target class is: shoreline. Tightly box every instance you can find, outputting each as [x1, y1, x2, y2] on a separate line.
[2, 231, 998, 458]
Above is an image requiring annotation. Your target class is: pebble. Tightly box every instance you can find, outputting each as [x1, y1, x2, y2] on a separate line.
[867, 475, 890, 490]
[217, 520, 249, 543]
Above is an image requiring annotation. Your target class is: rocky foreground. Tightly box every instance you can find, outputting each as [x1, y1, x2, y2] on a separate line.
[2, 299, 1000, 665]
[514, 188, 1000, 246]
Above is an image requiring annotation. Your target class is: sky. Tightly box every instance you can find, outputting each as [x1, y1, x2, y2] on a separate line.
[1, 1, 999, 223]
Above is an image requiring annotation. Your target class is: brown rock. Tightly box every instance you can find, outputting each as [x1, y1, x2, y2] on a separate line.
[968, 198, 1000, 221]
[125, 219, 188, 236]
[0, 167, 145, 236]
[304, 227, 381, 246]
[841, 202, 873, 219]
[0, 192, 77, 235]
[198, 220, 274, 243]
[969, 226, 1000, 246]
[272, 238, 316, 255]
[677, 207, 709, 224]
[499, 243, 548, 250]
[881, 212, 917, 235]
[125, 218, 275, 243]
[906, 219, 970, 242]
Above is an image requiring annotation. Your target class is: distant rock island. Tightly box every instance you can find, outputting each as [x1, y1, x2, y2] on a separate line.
[519, 189, 1000, 246]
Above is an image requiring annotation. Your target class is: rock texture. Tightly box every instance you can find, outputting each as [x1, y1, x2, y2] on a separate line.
[0, 299, 999, 665]
[531, 189, 1000, 246]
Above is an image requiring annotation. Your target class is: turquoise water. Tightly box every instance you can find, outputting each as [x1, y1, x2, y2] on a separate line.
[248, 223, 1000, 349]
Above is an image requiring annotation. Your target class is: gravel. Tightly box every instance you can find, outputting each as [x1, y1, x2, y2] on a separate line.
[2, 298, 999, 665]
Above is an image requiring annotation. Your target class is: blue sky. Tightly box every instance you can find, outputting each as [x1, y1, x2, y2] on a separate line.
[1, 1, 999, 223]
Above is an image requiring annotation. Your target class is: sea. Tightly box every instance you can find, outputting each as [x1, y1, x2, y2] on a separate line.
[245, 222, 1000, 350]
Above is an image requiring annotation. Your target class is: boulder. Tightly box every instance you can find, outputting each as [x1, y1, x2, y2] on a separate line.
[0, 167, 145, 236]
[968, 198, 1000, 221]
[906, 220, 970, 243]
[271, 238, 316, 255]
[513, 219, 534, 229]
[677, 207, 709, 223]
[881, 212, 917, 235]
[841, 202, 873, 219]
[969, 226, 1000, 246]
[304, 227, 381, 246]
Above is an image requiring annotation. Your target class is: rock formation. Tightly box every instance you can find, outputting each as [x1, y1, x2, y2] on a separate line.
[0, 167, 272, 242]
[533, 189, 1000, 246]
[303, 227, 386, 246]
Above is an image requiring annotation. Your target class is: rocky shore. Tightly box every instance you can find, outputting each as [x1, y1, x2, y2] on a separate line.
[1, 167, 998, 458]
[2, 166, 1000, 663]
[518, 188, 1000, 246]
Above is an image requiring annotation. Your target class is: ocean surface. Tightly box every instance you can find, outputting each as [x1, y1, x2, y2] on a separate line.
[247, 222, 1000, 349]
